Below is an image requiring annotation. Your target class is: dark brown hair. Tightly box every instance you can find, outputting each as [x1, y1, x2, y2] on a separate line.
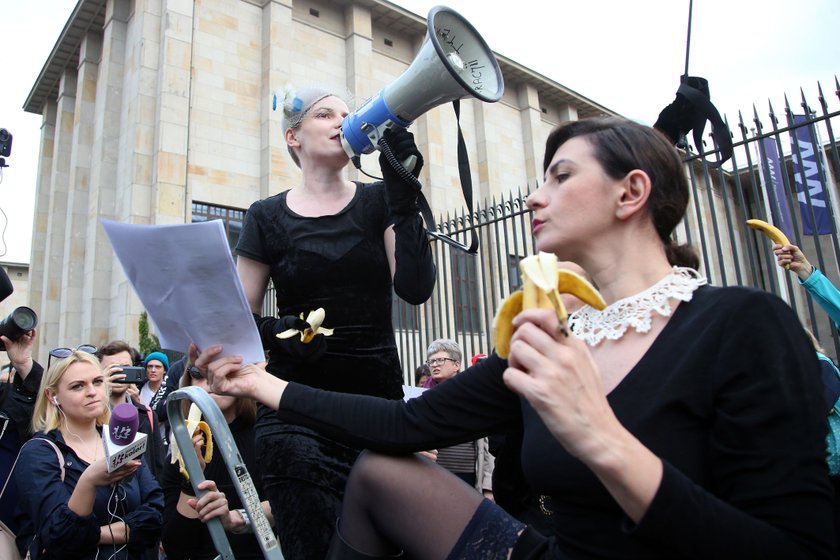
[543, 117, 698, 268]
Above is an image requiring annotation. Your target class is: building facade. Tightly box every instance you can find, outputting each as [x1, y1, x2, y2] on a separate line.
[23, 0, 615, 360]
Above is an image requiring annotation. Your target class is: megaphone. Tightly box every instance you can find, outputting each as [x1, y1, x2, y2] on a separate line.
[341, 5, 504, 161]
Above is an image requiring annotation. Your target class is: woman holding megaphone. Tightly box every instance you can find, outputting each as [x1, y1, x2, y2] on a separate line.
[13, 350, 163, 559]
[234, 86, 435, 558]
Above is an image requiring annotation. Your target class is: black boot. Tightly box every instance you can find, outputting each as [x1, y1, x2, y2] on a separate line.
[325, 522, 403, 559]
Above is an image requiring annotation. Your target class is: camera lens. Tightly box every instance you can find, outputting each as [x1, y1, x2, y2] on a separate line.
[11, 307, 37, 330]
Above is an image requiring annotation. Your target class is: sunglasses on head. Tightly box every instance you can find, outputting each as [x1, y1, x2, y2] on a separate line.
[48, 344, 97, 371]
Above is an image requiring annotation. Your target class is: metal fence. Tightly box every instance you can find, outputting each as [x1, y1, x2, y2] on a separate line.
[267, 79, 840, 384]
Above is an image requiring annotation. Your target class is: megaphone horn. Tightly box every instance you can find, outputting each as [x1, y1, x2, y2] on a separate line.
[341, 5, 504, 160]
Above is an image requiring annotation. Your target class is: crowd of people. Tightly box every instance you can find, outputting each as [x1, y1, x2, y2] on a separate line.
[1, 97, 840, 560]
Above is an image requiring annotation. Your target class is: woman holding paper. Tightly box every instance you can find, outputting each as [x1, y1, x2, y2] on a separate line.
[233, 86, 435, 558]
[14, 350, 163, 560]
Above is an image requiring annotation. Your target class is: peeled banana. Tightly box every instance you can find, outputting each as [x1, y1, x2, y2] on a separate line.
[746, 219, 790, 247]
[493, 252, 606, 358]
[170, 403, 214, 480]
[277, 308, 334, 343]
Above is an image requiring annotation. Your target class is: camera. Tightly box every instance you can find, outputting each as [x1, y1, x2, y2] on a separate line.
[113, 366, 148, 385]
[0, 306, 38, 351]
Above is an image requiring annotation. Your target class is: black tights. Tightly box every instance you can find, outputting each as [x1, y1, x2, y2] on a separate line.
[337, 451, 486, 558]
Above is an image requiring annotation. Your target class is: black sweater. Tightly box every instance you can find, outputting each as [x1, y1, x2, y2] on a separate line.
[277, 285, 836, 559]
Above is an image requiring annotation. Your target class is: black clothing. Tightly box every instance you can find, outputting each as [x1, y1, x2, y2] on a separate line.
[0, 361, 43, 532]
[236, 181, 433, 559]
[161, 415, 265, 560]
[15, 429, 163, 560]
[131, 399, 166, 480]
[276, 285, 835, 559]
[237, 183, 407, 399]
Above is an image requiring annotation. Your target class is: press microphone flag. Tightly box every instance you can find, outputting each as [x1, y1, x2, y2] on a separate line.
[103, 402, 148, 472]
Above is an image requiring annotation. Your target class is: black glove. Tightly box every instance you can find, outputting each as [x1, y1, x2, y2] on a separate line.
[252, 314, 327, 362]
[379, 127, 424, 217]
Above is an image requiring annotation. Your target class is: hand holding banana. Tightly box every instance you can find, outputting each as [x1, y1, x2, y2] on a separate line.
[747, 219, 790, 269]
[494, 252, 605, 358]
[277, 308, 333, 343]
[171, 403, 214, 479]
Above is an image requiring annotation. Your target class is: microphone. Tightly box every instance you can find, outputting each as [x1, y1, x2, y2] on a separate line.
[102, 403, 148, 472]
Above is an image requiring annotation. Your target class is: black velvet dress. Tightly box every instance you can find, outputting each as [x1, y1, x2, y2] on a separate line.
[236, 182, 406, 559]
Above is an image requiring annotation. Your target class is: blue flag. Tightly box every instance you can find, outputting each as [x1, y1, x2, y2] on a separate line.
[791, 114, 833, 235]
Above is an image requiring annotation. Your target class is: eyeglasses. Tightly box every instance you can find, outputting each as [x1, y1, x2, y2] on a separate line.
[188, 366, 204, 380]
[48, 344, 97, 371]
[425, 357, 458, 367]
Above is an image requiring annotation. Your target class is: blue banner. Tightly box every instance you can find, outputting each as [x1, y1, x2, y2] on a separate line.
[760, 137, 794, 240]
[791, 114, 833, 235]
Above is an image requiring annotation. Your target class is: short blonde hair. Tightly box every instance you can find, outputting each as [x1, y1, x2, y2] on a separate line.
[32, 351, 111, 433]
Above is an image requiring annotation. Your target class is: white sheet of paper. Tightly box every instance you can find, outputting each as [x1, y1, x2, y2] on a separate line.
[101, 219, 265, 363]
[402, 385, 426, 401]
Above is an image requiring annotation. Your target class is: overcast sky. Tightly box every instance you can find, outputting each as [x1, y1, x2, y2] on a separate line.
[1, 0, 837, 265]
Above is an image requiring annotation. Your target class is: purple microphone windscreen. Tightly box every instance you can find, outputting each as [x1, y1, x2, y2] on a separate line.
[109, 403, 139, 446]
[0, 268, 12, 303]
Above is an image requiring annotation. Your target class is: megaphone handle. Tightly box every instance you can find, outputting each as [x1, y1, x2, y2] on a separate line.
[402, 155, 417, 174]
[378, 135, 422, 192]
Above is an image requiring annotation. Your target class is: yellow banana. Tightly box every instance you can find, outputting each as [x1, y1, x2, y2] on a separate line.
[747, 218, 790, 269]
[746, 219, 790, 247]
[170, 403, 214, 480]
[277, 307, 334, 343]
[493, 252, 606, 358]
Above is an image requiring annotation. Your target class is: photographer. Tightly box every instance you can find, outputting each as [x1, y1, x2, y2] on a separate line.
[0, 327, 43, 534]
[97, 341, 165, 480]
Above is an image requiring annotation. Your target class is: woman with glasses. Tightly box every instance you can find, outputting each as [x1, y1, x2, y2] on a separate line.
[14, 349, 163, 559]
[200, 117, 835, 559]
[232, 85, 435, 559]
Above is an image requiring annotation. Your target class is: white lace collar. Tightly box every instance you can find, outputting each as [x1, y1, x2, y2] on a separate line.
[568, 267, 706, 347]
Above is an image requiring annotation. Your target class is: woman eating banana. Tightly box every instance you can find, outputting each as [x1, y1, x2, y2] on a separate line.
[198, 117, 835, 559]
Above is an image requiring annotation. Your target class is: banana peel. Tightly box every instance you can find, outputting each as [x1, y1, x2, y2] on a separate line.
[747, 218, 790, 269]
[494, 252, 606, 358]
[277, 308, 334, 343]
[170, 403, 214, 480]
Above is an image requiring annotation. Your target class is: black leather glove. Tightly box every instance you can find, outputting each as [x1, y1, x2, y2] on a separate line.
[252, 314, 327, 362]
[379, 127, 424, 218]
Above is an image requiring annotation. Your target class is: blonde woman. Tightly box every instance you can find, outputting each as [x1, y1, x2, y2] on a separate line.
[14, 350, 163, 560]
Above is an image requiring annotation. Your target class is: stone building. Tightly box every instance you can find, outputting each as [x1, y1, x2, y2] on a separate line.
[23, 0, 614, 359]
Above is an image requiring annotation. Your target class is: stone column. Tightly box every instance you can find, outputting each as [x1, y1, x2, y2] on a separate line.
[40, 70, 77, 352]
[260, 0, 294, 199]
[153, 0, 193, 225]
[82, 0, 130, 345]
[343, 3, 373, 184]
[517, 82, 543, 189]
[28, 101, 57, 359]
[59, 31, 102, 345]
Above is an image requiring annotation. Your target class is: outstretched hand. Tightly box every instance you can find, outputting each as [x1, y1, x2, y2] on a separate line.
[193, 344, 286, 409]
